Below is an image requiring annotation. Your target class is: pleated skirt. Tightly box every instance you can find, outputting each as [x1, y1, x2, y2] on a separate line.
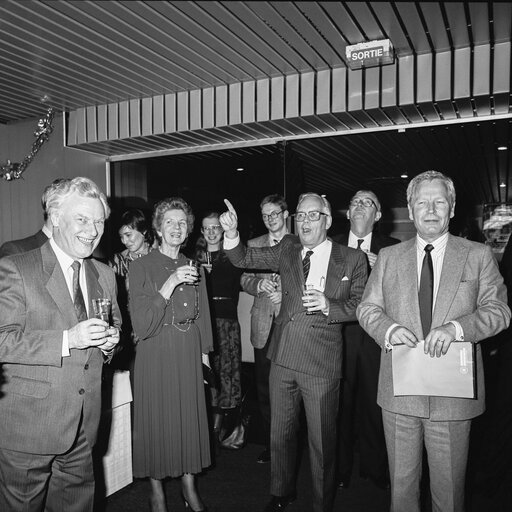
[132, 323, 211, 479]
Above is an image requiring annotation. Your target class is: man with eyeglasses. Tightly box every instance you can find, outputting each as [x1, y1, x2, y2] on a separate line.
[332, 190, 399, 491]
[240, 194, 289, 465]
[220, 193, 367, 512]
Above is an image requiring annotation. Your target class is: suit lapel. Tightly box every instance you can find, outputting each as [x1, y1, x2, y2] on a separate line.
[432, 235, 467, 327]
[42, 243, 77, 326]
[84, 258, 103, 314]
[397, 238, 423, 335]
[325, 243, 344, 298]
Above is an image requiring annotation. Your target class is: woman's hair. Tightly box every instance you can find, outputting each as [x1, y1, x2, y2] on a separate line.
[152, 197, 194, 244]
[120, 208, 153, 245]
[46, 176, 110, 219]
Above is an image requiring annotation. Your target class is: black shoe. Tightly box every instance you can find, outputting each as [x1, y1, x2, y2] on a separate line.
[257, 448, 271, 464]
[263, 493, 297, 511]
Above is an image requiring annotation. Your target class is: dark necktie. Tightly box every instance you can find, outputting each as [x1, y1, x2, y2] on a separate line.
[356, 239, 364, 250]
[418, 244, 434, 339]
[71, 260, 88, 322]
[303, 250, 314, 282]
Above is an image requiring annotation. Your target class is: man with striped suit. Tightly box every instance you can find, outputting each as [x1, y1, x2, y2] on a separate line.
[220, 193, 367, 512]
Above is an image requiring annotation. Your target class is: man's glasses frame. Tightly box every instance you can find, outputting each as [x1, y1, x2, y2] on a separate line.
[262, 210, 283, 221]
[349, 198, 377, 208]
[294, 211, 328, 222]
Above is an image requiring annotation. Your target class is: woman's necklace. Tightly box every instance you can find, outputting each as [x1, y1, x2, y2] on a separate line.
[170, 285, 200, 332]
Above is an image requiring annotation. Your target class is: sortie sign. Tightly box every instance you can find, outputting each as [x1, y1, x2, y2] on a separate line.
[345, 39, 394, 70]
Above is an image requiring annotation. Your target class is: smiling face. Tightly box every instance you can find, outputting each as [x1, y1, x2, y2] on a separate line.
[202, 216, 223, 248]
[408, 179, 455, 242]
[51, 193, 105, 259]
[295, 195, 332, 249]
[261, 202, 288, 235]
[119, 225, 146, 254]
[157, 209, 188, 250]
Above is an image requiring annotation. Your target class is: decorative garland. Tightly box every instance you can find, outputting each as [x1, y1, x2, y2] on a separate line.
[0, 107, 55, 181]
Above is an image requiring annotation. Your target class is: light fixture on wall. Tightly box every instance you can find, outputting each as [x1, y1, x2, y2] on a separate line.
[0, 107, 55, 181]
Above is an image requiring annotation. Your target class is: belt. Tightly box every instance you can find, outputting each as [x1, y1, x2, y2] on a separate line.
[163, 319, 195, 326]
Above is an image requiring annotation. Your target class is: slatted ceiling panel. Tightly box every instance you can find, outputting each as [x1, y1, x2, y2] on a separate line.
[443, 3, 470, 48]
[369, 3, 413, 53]
[344, 2, 384, 42]
[419, 3, 451, 51]
[321, 2, 366, 45]
[493, 3, 512, 42]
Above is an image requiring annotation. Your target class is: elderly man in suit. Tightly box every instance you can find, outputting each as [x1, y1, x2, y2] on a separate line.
[240, 193, 289, 464]
[220, 193, 367, 512]
[357, 171, 510, 512]
[0, 177, 69, 257]
[333, 190, 399, 490]
[0, 176, 121, 512]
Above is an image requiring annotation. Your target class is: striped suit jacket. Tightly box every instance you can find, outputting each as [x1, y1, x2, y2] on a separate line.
[226, 234, 367, 379]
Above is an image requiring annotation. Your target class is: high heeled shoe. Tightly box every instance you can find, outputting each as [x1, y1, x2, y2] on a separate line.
[181, 492, 208, 512]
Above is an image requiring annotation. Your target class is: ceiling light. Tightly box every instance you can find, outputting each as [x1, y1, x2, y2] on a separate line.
[236, 167, 244, 172]
[400, 174, 408, 179]
[498, 146, 507, 151]
[500, 182, 506, 188]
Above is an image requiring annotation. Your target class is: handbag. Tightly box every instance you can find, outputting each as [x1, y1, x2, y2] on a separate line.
[219, 392, 250, 450]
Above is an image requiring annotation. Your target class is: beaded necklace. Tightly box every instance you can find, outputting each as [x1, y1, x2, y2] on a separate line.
[170, 283, 200, 332]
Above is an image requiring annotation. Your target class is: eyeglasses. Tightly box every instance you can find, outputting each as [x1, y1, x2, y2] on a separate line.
[262, 210, 283, 221]
[349, 198, 377, 208]
[201, 225, 222, 234]
[294, 211, 328, 222]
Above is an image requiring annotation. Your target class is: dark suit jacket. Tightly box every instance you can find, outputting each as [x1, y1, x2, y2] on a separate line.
[0, 229, 48, 258]
[332, 231, 400, 260]
[357, 234, 511, 421]
[0, 241, 121, 454]
[226, 235, 367, 379]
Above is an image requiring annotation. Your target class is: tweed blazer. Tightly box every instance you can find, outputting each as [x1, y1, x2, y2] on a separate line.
[0, 241, 121, 454]
[240, 233, 282, 349]
[226, 234, 367, 379]
[357, 234, 510, 421]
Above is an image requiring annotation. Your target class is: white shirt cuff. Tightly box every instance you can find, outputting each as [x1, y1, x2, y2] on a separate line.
[384, 323, 400, 351]
[223, 232, 240, 250]
[62, 331, 70, 357]
[449, 320, 464, 341]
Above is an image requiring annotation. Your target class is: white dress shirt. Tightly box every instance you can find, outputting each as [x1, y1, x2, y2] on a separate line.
[348, 231, 372, 252]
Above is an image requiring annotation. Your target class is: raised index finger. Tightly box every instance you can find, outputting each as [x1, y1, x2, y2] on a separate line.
[224, 198, 236, 214]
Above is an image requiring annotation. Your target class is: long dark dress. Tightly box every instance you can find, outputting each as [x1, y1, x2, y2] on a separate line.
[129, 250, 213, 479]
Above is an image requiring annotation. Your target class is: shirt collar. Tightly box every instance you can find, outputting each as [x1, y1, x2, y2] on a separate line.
[416, 232, 449, 254]
[301, 238, 331, 258]
[49, 237, 83, 271]
[42, 224, 52, 238]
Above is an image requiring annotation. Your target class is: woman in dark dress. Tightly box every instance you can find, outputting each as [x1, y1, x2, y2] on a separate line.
[130, 198, 213, 512]
[194, 212, 243, 441]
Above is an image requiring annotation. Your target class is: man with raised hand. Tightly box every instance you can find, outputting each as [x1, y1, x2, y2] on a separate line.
[220, 194, 367, 512]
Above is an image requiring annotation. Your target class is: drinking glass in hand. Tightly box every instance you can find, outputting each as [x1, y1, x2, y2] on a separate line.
[186, 259, 200, 285]
[92, 298, 112, 324]
[303, 283, 316, 315]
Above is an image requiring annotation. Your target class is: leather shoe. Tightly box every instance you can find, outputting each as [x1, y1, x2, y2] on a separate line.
[263, 493, 297, 511]
[257, 448, 271, 464]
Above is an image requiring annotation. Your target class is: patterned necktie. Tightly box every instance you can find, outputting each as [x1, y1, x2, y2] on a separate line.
[71, 260, 88, 322]
[418, 244, 434, 339]
[356, 239, 364, 250]
[302, 250, 314, 282]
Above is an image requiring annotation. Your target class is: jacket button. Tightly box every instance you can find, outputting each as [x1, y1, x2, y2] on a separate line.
[79, 388, 85, 395]
[84, 364, 89, 370]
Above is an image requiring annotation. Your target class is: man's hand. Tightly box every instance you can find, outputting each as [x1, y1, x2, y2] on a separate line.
[424, 323, 456, 358]
[268, 290, 282, 305]
[98, 326, 120, 353]
[258, 278, 277, 295]
[219, 199, 238, 238]
[389, 326, 419, 348]
[68, 319, 115, 350]
[302, 288, 330, 314]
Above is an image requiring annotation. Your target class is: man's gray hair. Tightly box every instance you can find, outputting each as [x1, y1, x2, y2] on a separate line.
[297, 193, 332, 216]
[406, 171, 456, 206]
[46, 177, 110, 219]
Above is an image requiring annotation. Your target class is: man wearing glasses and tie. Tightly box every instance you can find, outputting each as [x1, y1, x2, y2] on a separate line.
[240, 194, 289, 465]
[332, 190, 399, 491]
[220, 193, 367, 512]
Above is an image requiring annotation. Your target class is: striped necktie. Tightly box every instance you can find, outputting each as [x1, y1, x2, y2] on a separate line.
[302, 250, 314, 282]
[71, 260, 88, 322]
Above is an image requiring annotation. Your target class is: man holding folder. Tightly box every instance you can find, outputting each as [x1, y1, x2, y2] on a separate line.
[357, 171, 510, 512]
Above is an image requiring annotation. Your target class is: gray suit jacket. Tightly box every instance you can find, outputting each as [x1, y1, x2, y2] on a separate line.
[357, 234, 510, 420]
[0, 241, 121, 454]
[227, 235, 368, 379]
[0, 229, 48, 258]
[240, 233, 281, 349]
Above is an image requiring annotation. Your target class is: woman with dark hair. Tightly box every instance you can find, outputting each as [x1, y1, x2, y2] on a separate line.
[130, 198, 213, 512]
[194, 212, 243, 444]
[109, 208, 153, 367]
